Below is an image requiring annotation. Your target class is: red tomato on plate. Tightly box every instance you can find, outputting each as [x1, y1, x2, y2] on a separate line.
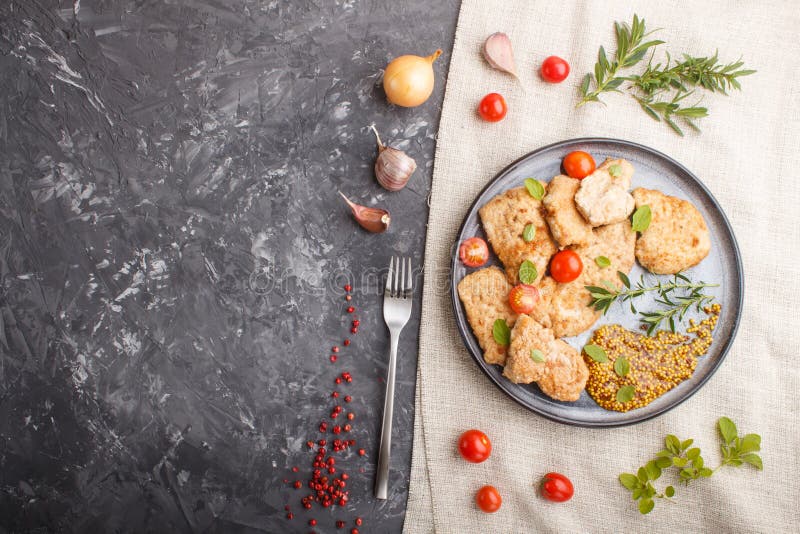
[475, 485, 502, 513]
[459, 237, 489, 268]
[550, 250, 583, 283]
[509, 284, 540, 314]
[478, 93, 508, 122]
[563, 151, 596, 179]
[540, 56, 570, 83]
[457, 429, 492, 463]
[541, 472, 574, 502]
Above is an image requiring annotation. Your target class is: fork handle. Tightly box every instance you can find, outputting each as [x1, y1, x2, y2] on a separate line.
[374, 329, 398, 499]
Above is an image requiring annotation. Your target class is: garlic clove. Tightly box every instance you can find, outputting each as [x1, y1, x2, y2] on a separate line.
[371, 125, 417, 192]
[482, 32, 518, 78]
[339, 192, 391, 233]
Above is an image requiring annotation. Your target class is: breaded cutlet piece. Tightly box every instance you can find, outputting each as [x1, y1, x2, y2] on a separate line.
[530, 221, 636, 338]
[503, 314, 588, 402]
[632, 188, 711, 274]
[598, 157, 634, 190]
[478, 185, 557, 285]
[575, 169, 635, 227]
[542, 175, 594, 248]
[457, 266, 517, 366]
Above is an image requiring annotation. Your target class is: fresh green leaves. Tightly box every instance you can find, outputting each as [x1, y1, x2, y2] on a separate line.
[619, 417, 763, 514]
[492, 319, 510, 346]
[595, 255, 611, 268]
[631, 205, 652, 232]
[718, 417, 763, 470]
[614, 356, 630, 377]
[578, 14, 754, 135]
[583, 344, 609, 363]
[530, 349, 545, 363]
[518, 260, 538, 285]
[616, 385, 635, 403]
[522, 224, 536, 243]
[524, 178, 545, 200]
[718, 416, 737, 443]
[577, 14, 664, 107]
[586, 271, 718, 335]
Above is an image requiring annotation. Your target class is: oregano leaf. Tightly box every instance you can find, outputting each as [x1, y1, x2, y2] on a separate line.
[524, 178, 545, 200]
[492, 319, 510, 346]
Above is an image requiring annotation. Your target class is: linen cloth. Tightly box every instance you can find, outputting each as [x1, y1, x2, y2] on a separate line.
[404, 1, 800, 532]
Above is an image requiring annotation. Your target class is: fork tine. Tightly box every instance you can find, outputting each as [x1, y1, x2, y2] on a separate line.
[393, 255, 400, 297]
[386, 256, 394, 296]
[406, 257, 413, 297]
[399, 256, 406, 298]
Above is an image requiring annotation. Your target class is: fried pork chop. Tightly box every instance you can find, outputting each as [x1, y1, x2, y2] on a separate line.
[575, 169, 635, 227]
[479, 185, 558, 285]
[598, 157, 634, 190]
[503, 314, 589, 402]
[632, 188, 711, 274]
[530, 221, 636, 337]
[457, 266, 517, 365]
[542, 175, 594, 248]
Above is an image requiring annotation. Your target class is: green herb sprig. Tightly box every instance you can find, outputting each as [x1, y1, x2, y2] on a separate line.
[586, 272, 718, 335]
[620, 417, 762, 514]
[577, 14, 664, 107]
[578, 14, 755, 135]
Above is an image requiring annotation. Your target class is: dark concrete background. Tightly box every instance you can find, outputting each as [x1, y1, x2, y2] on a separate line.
[0, 1, 458, 532]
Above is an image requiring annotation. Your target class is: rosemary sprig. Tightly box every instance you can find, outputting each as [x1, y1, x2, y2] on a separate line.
[631, 51, 756, 96]
[578, 14, 755, 135]
[586, 272, 718, 335]
[631, 52, 755, 135]
[577, 14, 664, 107]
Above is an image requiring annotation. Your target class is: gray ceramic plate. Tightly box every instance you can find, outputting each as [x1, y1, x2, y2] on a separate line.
[451, 138, 743, 427]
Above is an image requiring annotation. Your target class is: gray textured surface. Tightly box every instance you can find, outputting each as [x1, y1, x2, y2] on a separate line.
[0, 1, 457, 532]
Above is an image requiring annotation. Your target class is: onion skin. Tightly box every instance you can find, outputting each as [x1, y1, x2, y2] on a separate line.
[383, 49, 442, 107]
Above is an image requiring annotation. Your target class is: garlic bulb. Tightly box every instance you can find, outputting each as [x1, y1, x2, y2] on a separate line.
[339, 192, 391, 233]
[371, 125, 417, 192]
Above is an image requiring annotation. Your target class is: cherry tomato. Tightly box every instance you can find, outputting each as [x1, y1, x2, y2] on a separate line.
[477, 93, 507, 122]
[562, 151, 596, 179]
[540, 56, 570, 83]
[550, 250, 583, 283]
[457, 429, 492, 463]
[508, 284, 540, 314]
[475, 485, 502, 513]
[459, 237, 489, 268]
[540, 472, 574, 502]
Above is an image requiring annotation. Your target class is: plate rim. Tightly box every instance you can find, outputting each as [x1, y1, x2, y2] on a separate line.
[449, 137, 744, 428]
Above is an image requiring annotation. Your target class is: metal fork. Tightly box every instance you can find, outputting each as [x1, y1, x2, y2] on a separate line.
[374, 256, 413, 500]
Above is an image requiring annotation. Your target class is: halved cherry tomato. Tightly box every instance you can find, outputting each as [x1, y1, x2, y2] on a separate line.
[459, 237, 489, 268]
[509, 284, 540, 314]
[475, 485, 502, 513]
[457, 429, 491, 463]
[478, 93, 507, 122]
[562, 151, 596, 179]
[540, 472, 574, 502]
[540, 56, 570, 83]
[550, 250, 583, 283]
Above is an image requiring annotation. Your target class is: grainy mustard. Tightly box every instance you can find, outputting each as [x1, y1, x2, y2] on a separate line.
[585, 304, 721, 412]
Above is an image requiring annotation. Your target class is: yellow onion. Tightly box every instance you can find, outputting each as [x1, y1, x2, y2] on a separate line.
[383, 49, 442, 107]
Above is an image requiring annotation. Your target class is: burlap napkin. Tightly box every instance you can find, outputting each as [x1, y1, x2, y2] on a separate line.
[404, 1, 800, 532]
